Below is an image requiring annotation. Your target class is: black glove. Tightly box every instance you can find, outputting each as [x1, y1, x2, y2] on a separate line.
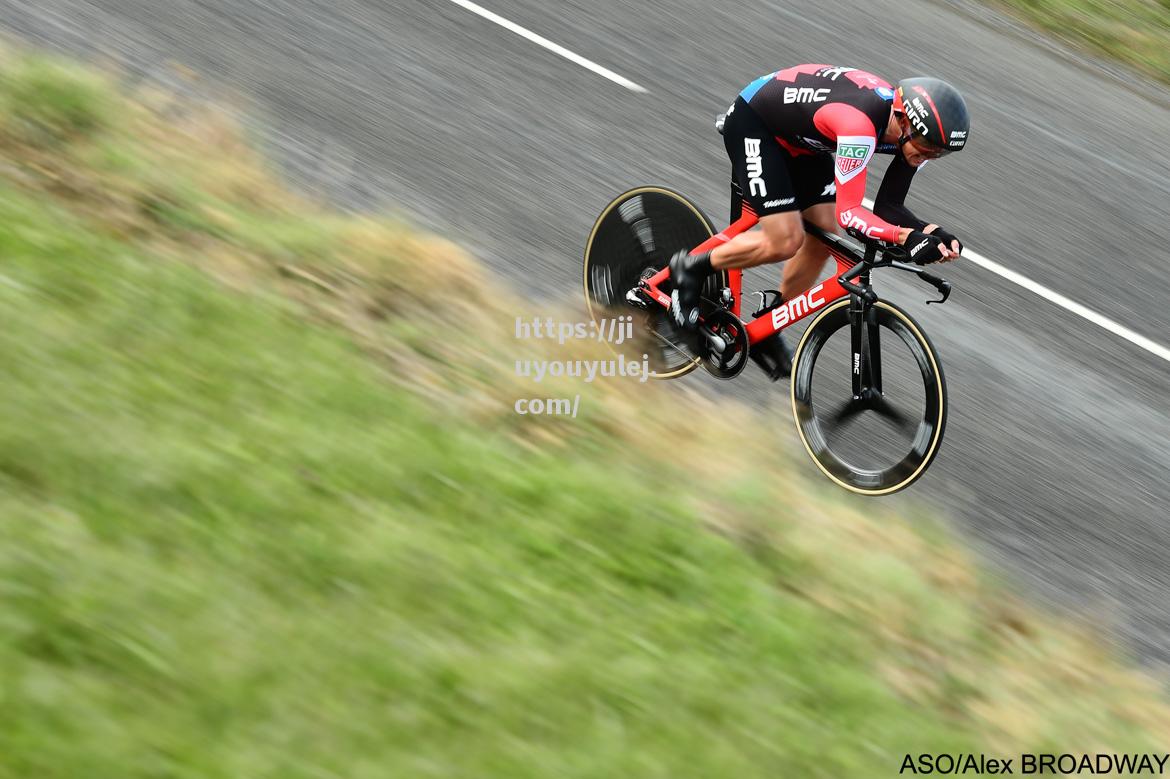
[905, 231, 948, 265]
[927, 227, 963, 254]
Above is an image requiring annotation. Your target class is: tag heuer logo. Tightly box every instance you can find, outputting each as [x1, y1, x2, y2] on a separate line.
[837, 156, 865, 176]
[834, 136, 873, 183]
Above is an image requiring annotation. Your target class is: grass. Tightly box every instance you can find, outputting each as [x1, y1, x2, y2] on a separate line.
[990, 0, 1170, 85]
[0, 49, 1168, 777]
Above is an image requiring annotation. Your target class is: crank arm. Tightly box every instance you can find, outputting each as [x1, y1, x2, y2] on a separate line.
[701, 325, 727, 355]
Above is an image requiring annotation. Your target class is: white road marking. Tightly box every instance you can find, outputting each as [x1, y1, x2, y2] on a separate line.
[862, 197, 1170, 363]
[959, 251, 1170, 363]
[445, 0, 648, 93]
[438, 0, 1168, 364]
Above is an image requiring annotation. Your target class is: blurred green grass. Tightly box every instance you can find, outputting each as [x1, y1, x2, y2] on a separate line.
[993, 0, 1170, 83]
[0, 177, 980, 777]
[0, 49, 1168, 778]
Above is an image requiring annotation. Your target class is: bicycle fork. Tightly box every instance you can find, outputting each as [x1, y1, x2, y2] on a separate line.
[849, 289, 883, 400]
[839, 254, 883, 401]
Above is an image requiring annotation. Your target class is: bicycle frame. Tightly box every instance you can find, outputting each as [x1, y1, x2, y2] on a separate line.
[634, 199, 929, 399]
[596, 183, 952, 493]
[639, 202, 862, 348]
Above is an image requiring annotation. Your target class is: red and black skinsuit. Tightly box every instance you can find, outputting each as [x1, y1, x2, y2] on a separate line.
[722, 63, 930, 238]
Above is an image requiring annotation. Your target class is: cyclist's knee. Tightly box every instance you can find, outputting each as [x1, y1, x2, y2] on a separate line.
[758, 212, 804, 261]
[764, 231, 803, 261]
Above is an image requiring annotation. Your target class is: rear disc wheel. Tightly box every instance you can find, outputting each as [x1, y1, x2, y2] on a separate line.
[584, 186, 728, 379]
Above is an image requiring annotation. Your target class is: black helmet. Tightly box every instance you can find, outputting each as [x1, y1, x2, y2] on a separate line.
[894, 77, 969, 153]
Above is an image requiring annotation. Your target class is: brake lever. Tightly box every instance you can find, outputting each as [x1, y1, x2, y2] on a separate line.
[924, 276, 951, 305]
[888, 261, 952, 305]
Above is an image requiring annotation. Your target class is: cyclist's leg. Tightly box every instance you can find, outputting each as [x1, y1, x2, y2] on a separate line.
[779, 154, 839, 300]
[712, 212, 804, 270]
[712, 98, 804, 271]
[780, 203, 836, 300]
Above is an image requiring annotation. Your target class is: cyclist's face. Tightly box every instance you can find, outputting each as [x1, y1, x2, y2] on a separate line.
[902, 137, 947, 166]
[896, 114, 948, 167]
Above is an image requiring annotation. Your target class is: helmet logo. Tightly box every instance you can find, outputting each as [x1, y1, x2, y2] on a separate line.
[904, 97, 931, 138]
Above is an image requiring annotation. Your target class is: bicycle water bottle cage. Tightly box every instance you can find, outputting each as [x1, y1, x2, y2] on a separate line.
[751, 289, 784, 318]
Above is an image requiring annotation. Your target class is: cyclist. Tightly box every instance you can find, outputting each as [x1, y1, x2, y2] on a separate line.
[669, 64, 969, 379]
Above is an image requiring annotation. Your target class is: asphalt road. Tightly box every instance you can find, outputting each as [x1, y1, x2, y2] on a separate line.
[4, 0, 1170, 663]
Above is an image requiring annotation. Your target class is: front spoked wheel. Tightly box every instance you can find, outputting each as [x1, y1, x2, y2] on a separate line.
[791, 298, 947, 495]
[584, 186, 728, 379]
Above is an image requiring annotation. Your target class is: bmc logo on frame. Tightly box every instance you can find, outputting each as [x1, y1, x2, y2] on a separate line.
[744, 138, 767, 197]
[771, 283, 827, 329]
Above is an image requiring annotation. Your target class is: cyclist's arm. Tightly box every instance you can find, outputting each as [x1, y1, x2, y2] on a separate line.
[873, 154, 930, 232]
[813, 103, 908, 244]
[874, 157, 960, 256]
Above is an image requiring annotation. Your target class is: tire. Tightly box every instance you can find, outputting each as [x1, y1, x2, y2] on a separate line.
[790, 298, 947, 495]
[583, 186, 728, 380]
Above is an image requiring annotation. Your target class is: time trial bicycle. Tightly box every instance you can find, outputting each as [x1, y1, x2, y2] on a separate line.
[583, 184, 953, 496]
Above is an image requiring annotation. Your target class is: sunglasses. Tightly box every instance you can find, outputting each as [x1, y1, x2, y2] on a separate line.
[905, 136, 950, 159]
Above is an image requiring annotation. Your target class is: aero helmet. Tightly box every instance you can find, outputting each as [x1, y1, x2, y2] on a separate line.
[894, 77, 970, 153]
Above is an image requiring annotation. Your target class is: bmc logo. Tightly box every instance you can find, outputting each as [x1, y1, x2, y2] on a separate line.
[839, 209, 881, 238]
[744, 138, 766, 197]
[770, 283, 827, 329]
[783, 86, 830, 104]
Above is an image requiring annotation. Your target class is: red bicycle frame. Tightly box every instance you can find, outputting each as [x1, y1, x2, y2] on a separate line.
[639, 203, 858, 345]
